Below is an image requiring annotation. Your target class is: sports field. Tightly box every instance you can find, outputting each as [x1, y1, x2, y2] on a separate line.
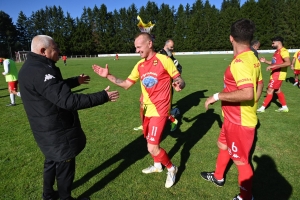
[0, 54, 299, 199]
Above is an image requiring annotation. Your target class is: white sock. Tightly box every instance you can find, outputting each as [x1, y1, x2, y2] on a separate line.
[154, 162, 162, 169]
[282, 105, 287, 109]
[167, 165, 175, 172]
[259, 106, 265, 110]
[17, 92, 21, 97]
[10, 93, 15, 104]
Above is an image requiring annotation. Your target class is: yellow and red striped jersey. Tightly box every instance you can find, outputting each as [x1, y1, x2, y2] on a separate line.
[293, 50, 300, 70]
[127, 53, 180, 117]
[222, 50, 262, 127]
[270, 47, 289, 80]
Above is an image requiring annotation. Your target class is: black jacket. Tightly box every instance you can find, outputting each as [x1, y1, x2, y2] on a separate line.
[158, 48, 183, 74]
[19, 52, 109, 162]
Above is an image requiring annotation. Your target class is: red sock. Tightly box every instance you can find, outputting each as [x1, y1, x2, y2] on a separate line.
[154, 148, 173, 169]
[214, 149, 231, 180]
[168, 115, 175, 123]
[237, 164, 253, 200]
[277, 92, 287, 107]
[262, 93, 273, 107]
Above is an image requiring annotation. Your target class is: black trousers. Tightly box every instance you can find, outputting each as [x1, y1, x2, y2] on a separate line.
[43, 158, 75, 200]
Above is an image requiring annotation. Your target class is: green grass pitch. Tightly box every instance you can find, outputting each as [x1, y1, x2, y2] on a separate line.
[0, 54, 299, 199]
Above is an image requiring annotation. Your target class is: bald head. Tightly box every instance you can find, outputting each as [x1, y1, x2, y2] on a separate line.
[31, 35, 54, 54]
[31, 35, 60, 62]
[134, 32, 155, 60]
[135, 33, 154, 43]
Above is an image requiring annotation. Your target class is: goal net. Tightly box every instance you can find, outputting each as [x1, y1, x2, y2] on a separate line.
[15, 51, 30, 62]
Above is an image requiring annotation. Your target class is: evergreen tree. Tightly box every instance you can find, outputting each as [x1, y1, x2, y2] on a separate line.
[0, 11, 18, 58]
[155, 3, 175, 49]
[15, 11, 31, 51]
[173, 4, 189, 52]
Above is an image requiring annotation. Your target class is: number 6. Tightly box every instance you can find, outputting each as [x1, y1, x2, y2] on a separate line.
[232, 142, 238, 152]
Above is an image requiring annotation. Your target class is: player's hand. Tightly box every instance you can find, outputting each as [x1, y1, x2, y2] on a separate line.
[92, 64, 109, 78]
[104, 86, 119, 102]
[266, 65, 275, 71]
[291, 65, 294, 70]
[259, 57, 266, 63]
[172, 81, 182, 91]
[205, 96, 217, 110]
[78, 74, 90, 84]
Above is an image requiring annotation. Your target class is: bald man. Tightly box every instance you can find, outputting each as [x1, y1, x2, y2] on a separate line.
[19, 35, 119, 200]
[93, 32, 185, 188]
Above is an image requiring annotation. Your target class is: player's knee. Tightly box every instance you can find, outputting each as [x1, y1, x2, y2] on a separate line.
[147, 144, 160, 155]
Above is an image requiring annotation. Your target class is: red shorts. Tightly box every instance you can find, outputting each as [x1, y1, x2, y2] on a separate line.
[267, 79, 283, 89]
[294, 70, 300, 75]
[218, 119, 255, 164]
[8, 81, 18, 91]
[143, 116, 168, 145]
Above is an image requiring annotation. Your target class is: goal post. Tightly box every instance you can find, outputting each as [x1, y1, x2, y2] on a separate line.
[15, 51, 30, 62]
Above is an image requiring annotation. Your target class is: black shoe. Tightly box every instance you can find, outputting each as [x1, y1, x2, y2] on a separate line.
[43, 191, 59, 200]
[200, 171, 224, 187]
[6, 103, 16, 106]
[233, 194, 254, 200]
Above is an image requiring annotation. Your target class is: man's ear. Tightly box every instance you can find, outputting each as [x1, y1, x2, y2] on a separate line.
[41, 48, 46, 56]
[229, 35, 234, 43]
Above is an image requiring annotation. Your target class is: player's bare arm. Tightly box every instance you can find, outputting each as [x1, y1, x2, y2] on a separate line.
[256, 82, 263, 102]
[172, 76, 185, 91]
[266, 57, 291, 71]
[205, 87, 254, 110]
[219, 87, 254, 102]
[107, 75, 133, 90]
[93, 64, 133, 89]
[260, 57, 272, 65]
[291, 58, 295, 70]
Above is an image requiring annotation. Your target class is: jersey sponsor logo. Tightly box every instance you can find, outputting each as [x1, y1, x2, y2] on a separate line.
[272, 57, 276, 64]
[237, 78, 252, 84]
[44, 74, 55, 82]
[234, 58, 243, 64]
[142, 76, 158, 88]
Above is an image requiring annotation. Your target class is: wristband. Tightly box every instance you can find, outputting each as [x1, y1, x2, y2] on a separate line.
[213, 93, 219, 101]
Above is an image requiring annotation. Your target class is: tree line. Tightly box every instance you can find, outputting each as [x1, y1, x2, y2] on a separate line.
[1, 0, 300, 58]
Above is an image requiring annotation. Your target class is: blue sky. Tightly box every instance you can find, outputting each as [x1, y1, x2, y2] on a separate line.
[2, 0, 247, 23]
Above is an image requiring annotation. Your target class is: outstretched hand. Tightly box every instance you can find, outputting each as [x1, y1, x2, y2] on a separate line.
[104, 86, 119, 102]
[259, 57, 266, 63]
[92, 64, 109, 78]
[172, 81, 182, 92]
[78, 74, 90, 84]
